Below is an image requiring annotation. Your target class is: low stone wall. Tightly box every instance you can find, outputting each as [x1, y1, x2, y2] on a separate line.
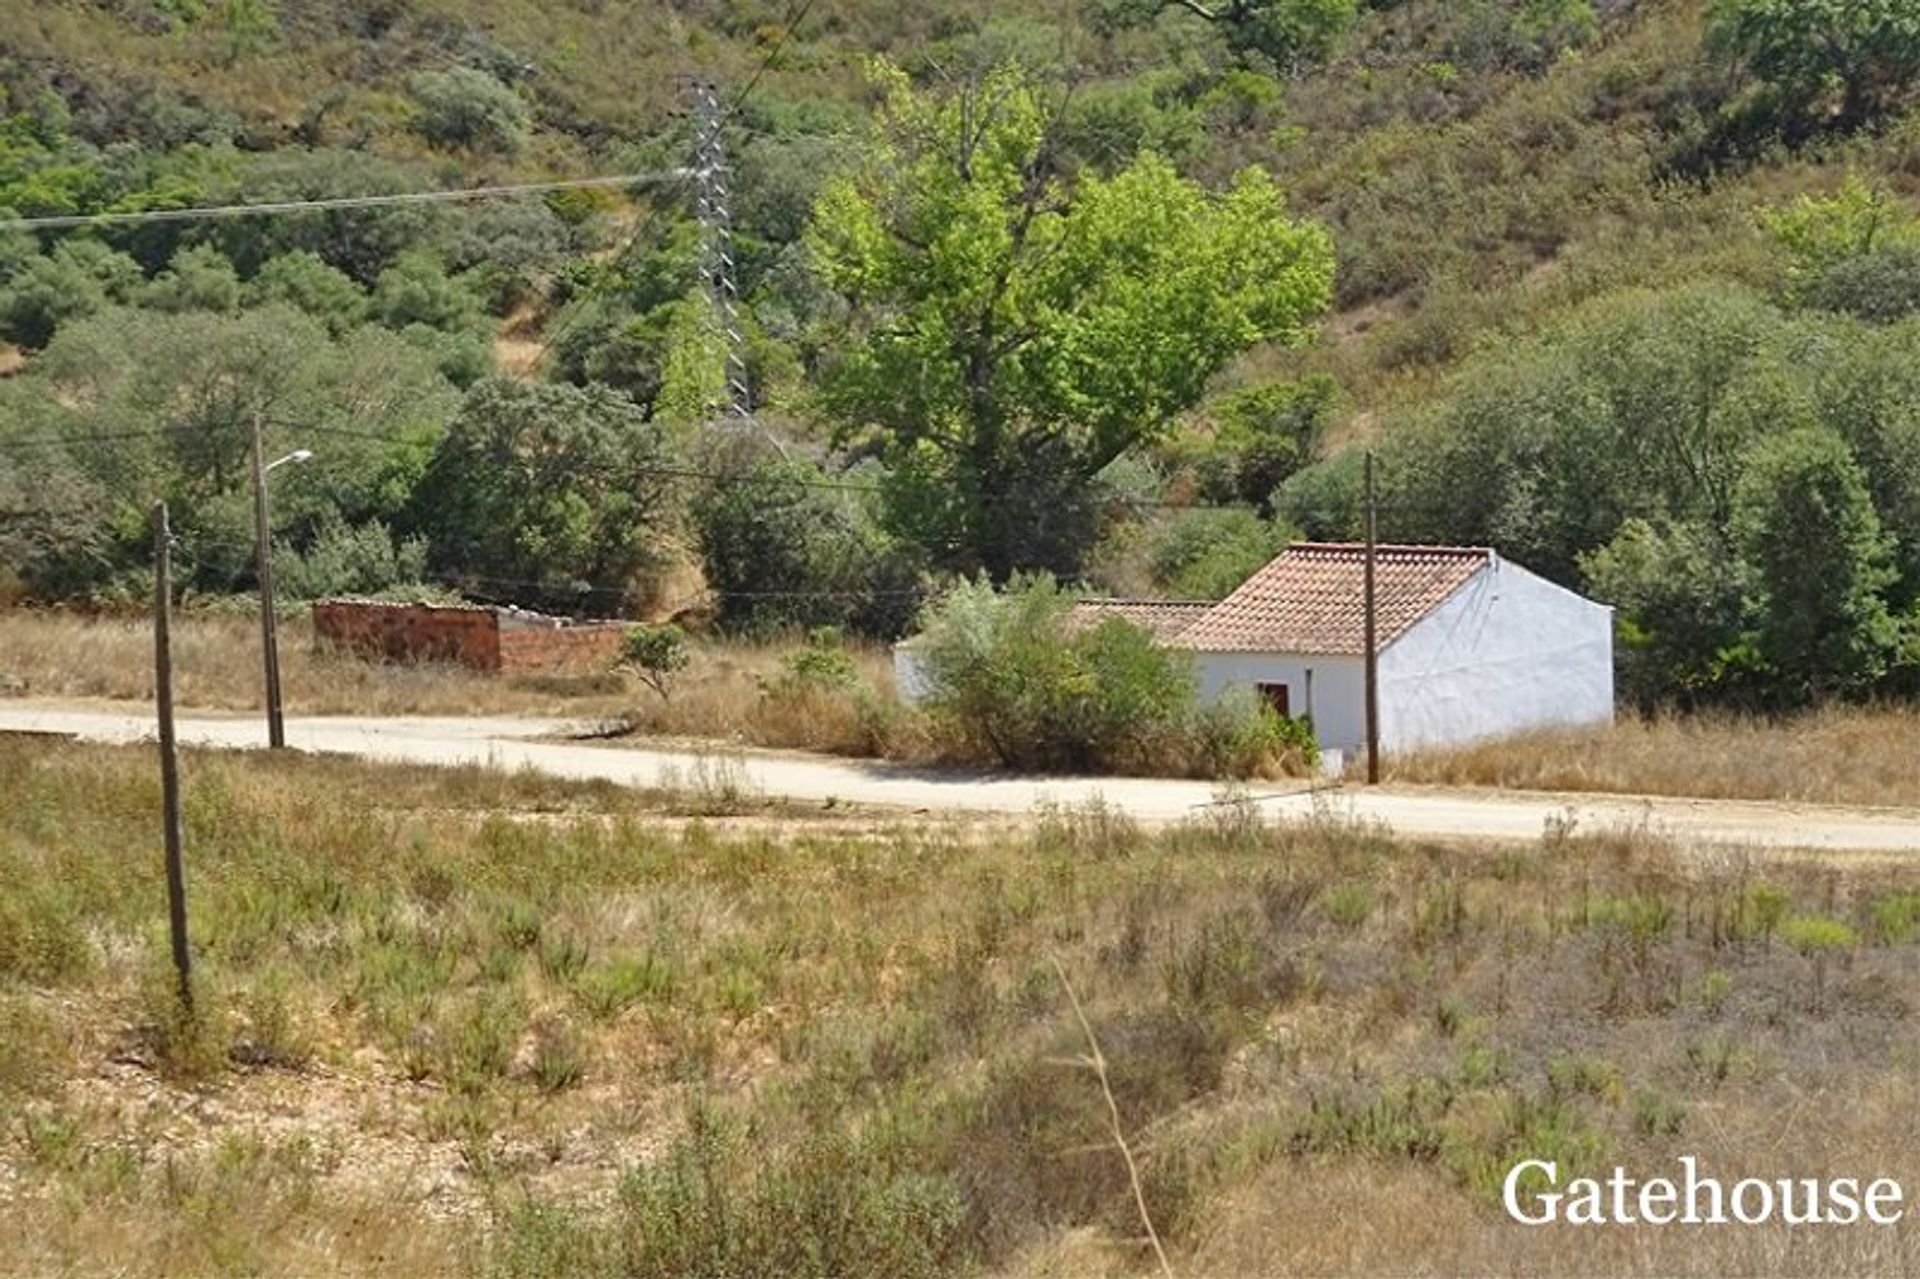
[312, 600, 628, 675]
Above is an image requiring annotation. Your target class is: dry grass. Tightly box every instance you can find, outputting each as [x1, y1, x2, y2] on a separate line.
[1383, 709, 1920, 809]
[9, 740, 1920, 1274]
[0, 608, 904, 753]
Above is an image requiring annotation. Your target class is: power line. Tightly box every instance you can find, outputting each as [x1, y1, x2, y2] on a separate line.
[0, 173, 688, 233]
[729, 0, 818, 112]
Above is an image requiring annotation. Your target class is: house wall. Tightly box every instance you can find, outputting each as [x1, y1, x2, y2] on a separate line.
[1191, 653, 1368, 752]
[1378, 557, 1613, 752]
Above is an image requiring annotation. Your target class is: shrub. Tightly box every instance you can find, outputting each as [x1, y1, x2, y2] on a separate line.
[604, 1105, 965, 1279]
[913, 576, 1193, 773]
[912, 576, 1316, 777]
[622, 624, 688, 701]
[694, 457, 927, 638]
[1800, 247, 1920, 324]
[408, 67, 530, 155]
[273, 514, 429, 601]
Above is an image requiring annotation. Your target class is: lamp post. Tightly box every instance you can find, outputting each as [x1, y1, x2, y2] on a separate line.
[251, 412, 312, 749]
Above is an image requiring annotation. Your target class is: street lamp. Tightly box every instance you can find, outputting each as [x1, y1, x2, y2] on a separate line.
[251, 414, 312, 749]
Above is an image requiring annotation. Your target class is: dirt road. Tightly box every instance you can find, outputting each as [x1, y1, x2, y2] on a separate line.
[2, 702, 1916, 853]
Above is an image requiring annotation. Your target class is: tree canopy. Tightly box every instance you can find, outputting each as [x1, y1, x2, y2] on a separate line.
[808, 62, 1334, 579]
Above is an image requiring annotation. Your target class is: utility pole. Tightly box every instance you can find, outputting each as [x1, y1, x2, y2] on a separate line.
[250, 412, 286, 750]
[152, 501, 192, 1013]
[1363, 450, 1380, 785]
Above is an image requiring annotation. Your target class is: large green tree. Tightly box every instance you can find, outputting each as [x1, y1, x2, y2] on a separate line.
[1731, 426, 1898, 702]
[807, 62, 1334, 580]
[408, 379, 674, 614]
[1, 305, 456, 596]
[1710, 0, 1920, 128]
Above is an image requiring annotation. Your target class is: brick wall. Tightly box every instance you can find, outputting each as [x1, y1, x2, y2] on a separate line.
[313, 600, 502, 670]
[312, 601, 630, 675]
[495, 617, 628, 674]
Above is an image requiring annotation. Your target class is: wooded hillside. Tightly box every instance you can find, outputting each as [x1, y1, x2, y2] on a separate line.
[3, 0, 1918, 709]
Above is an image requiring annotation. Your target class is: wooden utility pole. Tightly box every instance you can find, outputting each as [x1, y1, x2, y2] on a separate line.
[153, 501, 193, 1012]
[1363, 450, 1380, 785]
[251, 412, 286, 749]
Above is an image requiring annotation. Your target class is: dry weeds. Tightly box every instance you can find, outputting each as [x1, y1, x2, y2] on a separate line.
[1382, 709, 1920, 808]
[7, 739, 1920, 1275]
[0, 608, 902, 755]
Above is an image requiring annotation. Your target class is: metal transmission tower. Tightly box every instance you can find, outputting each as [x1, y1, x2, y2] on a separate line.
[689, 80, 753, 426]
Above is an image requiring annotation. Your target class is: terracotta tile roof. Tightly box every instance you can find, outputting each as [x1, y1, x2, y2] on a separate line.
[1068, 598, 1215, 641]
[1172, 543, 1492, 655]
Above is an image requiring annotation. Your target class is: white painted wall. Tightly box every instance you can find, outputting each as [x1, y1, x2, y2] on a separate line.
[1190, 652, 1368, 753]
[1377, 556, 1613, 752]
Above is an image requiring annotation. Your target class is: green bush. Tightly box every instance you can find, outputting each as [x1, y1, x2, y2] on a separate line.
[622, 624, 688, 700]
[408, 68, 530, 155]
[273, 515, 429, 601]
[912, 576, 1317, 777]
[599, 1105, 966, 1279]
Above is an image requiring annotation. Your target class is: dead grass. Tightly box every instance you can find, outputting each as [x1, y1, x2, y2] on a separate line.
[0, 608, 904, 753]
[1382, 708, 1920, 809]
[8, 739, 1920, 1275]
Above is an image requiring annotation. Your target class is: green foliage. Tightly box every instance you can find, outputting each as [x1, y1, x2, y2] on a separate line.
[370, 250, 487, 336]
[622, 624, 689, 700]
[1764, 176, 1920, 286]
[0, 241, 142, 348]
[407, 68, 531, 155]
[1801, 246, 1920, 324]
[1110, 0, 1360, 70]
[409, 378, 675, 614]
[1731, 426, 1897, 702]
[1710, 0, 1920, 128]
[2, 305, 456, 599]
[141, 242, 242, 313]
[593, 1105, 965, 1279]
[271, 514, 429, 601]
[911, 575, 1310, 775]
[1145, 508, 1286, 600]
[1779, 914, 1858, 953]
[248, 251, 367, 335]
[913, 576, 1186, 771]
[809, 60, 1334, 579]
[693, 456, 926, 637]
[1580, 518, 1753, 708]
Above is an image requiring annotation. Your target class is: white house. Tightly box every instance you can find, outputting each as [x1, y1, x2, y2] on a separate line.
[894, 542, 1614, 759]
[1167, 543, 1614, 755]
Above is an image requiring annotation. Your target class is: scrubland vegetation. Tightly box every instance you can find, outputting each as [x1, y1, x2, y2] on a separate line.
[5, 0, 1920, 719]
[6, 739, 1920, 1274]
[1383, 707, 1920, 809]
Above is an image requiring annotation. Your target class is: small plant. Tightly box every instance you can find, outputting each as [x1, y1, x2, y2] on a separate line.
[622, 623, 689, 701]
[1320, 881, 1375, 929]
[1780, 914, 1859, 954]
[1633, 1087, 1686, 1137]
[1546, 1054, 1623, 1105]
[1434, 996, 1472, 1040]
[574, 952, 678, 1019]
[1870, 890, 1920, 943]
[529, 1015, 586, 1093]
[1693, 968, 1733, 1015]
[231, 968, 313, 1070]
[539, 933, 591, 982]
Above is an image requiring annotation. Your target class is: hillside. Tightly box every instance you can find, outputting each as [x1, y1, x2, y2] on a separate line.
[3, 0, 1919, 709]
